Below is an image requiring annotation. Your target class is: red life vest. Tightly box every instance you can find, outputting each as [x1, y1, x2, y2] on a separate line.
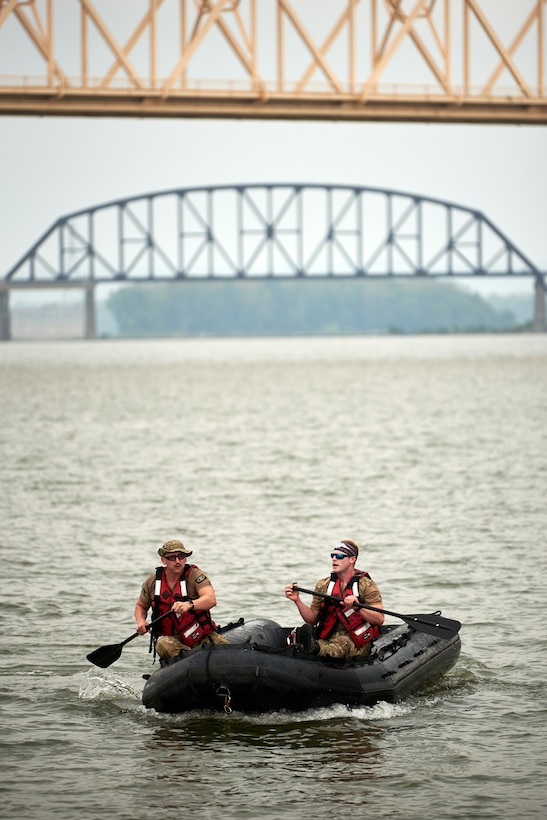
[317, 571, 380, 648]
[152, 565, 216, 648]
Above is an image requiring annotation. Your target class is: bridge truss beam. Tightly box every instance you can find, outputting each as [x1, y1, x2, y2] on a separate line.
[4, 184, 541, 284]
[2, 183, 545, 338]
[0, 1, 547, 124]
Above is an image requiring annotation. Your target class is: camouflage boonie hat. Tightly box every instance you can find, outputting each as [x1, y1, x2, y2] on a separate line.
[158, 539, 193, 558]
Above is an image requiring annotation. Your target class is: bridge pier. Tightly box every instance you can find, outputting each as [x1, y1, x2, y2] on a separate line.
[0, 284, 11, 341]
[85, 282, 96, 340]
[0, 281, 96, 341]
[533, 276, 546, 332]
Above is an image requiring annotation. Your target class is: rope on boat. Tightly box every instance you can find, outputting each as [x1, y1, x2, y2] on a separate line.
[216, 684, 233, 714]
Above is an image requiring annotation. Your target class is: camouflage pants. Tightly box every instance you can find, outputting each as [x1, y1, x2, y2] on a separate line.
[156, 630, 229, 659]
[317, 632, 372, 659]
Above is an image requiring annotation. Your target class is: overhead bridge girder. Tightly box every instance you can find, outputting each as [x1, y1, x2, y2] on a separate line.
[1, 1, 547, 124]
[4, 184, 541, 285]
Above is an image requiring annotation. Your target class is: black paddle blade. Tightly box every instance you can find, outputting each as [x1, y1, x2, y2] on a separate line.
[86, 643, 124, 669]
[402, 612, 461, 639]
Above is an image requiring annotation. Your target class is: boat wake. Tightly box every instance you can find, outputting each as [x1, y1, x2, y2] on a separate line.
[79, 668, 142, 701]
[134, 698, 417, 728]
[243, 699, 416, 724]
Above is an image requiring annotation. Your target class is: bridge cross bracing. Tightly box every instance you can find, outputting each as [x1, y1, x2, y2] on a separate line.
[0, 0, 547, 123]
[1, 183, 545, 339]
[3, 184, 541, 283]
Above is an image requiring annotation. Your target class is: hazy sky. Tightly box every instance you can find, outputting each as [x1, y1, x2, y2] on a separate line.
[2, 115, 545, 299]
[1, 1, 546, 300]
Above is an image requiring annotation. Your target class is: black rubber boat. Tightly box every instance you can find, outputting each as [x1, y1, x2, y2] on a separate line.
[141, 617, 461, 714]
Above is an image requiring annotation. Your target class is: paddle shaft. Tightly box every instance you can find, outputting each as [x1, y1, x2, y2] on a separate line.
[86, 609, 174, 667]
[119, 609, 173, 646]
[292, 585, 461, 638]
[294, 585, 407, 620]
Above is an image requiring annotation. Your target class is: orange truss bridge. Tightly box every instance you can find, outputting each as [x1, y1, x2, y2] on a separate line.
[0, 1, 546, 124]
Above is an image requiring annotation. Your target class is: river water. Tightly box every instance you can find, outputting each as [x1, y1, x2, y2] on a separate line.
[1, 334, 546, 819]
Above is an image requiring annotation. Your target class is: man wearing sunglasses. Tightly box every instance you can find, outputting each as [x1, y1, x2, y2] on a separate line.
[134, 538, 228, 660]
[285, 539, 384, 658]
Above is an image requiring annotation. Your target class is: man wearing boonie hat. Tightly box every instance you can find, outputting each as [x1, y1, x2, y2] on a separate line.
[134, 538, 228, 660]
[284, 539, 384, 658]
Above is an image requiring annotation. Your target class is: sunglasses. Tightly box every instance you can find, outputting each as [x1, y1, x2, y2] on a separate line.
[164, 553, 187, 562]
[330, 552, 348, 560]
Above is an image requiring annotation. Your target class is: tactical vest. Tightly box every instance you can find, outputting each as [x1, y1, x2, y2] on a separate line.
[152, 565, 216, 648]
[317, 571, 380, 648]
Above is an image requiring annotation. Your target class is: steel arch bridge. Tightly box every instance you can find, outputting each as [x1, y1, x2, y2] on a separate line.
[4, 183, 541, 282]
[1, 183, 545, 338]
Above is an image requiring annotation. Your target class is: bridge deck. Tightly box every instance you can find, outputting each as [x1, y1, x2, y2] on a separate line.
[1, 1, 547, 124]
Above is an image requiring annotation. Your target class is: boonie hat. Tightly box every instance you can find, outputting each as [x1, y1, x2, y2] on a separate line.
[158, 539, 193, 558]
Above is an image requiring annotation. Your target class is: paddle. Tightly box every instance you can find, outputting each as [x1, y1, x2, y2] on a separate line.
[292, 586, 461, 639]
[86, 610, 173, 668]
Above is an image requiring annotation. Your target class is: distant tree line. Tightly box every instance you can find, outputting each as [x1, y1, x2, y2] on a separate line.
[106, 278, 519, 337]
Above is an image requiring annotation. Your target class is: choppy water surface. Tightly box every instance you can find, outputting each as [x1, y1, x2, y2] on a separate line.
[1, 334, 546, 819]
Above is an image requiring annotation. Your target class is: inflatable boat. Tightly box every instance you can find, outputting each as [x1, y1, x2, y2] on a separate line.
[141, 616, 461, 714]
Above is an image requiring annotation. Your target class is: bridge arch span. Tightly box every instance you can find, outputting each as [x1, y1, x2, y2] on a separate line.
[4, 183, 540, 284]
[2, 183, 545, 339]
